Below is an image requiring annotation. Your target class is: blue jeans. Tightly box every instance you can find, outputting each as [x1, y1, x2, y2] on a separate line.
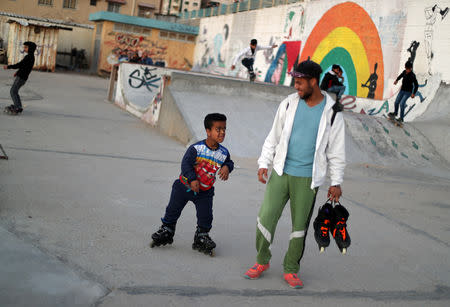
[394, 90, 411, 120]
[162, 179, 215, 230]
[241, 58, 254, 74]
[328, 85, 346, 99]
[10, 76, 26, 109]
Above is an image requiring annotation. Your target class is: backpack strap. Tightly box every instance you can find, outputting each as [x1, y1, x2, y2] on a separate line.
[331, 101, 344, 126]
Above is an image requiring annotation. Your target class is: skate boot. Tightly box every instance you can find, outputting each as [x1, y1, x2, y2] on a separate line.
[4, 105, 22, 115]
[150, 223, 175, 248]
[192, 227, 216, 257]
[249, 71, 256, 82]
[313, 201, 334, 253]
[387, 112, 396, 120]
[331, 203, 351, 254]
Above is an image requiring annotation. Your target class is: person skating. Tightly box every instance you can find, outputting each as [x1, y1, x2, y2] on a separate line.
[3, 41, 36, 115]
[388, 61, 419, 123]
[231, 39, 277, 81]
[320, 64, 346, 103]
[244, 60, 345, 288]
[150, 113, 234, 256]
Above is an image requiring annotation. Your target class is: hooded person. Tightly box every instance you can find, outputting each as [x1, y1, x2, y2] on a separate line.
[3, 41, 37, 115]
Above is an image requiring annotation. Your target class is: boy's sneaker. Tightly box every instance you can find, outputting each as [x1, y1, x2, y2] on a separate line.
[283, 273, 304, 289]
[387, 112, 396, 119]
[244, 262, 269, 279]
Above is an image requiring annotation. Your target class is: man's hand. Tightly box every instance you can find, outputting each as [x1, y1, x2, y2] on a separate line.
[272, 44, 278, 48]
[190, 180, 200, 193]
[3, 65, 7, 70]
[411, 93, 415, 98]
[258, 168, 268, 184]
[231, 65, 235, 70]
[218, 165, 230, 181]
[328, 185, 342, 202]
[394, 80, 398, 85]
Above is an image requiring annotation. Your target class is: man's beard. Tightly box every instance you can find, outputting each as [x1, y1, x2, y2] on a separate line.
[300, 86, 313, 100]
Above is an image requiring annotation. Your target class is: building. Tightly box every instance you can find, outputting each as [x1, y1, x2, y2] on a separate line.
[0, 0, 161, 25]
[89, 11, 198, 74]
[161, 0, 201, 15]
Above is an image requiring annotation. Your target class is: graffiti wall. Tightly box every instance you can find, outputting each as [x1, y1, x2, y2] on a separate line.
[115, 63, 169, 126]
[192, 0, 450, 121]
[98, 21, 195, 74]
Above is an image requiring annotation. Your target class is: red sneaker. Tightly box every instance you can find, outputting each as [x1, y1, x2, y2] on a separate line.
[283, 273, 304, 289]
[244, 263, 270, 279]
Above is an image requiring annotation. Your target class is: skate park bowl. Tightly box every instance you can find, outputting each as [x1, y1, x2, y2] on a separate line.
[111, 64, 450, 173]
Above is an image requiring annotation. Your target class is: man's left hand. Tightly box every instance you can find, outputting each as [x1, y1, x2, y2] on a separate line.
[328, 185, 342, 202]
[218, 165, 229, 181]
[411, 93, 415, 98]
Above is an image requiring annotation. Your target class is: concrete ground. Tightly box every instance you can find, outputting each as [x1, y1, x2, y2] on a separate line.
[0, 70, 449, 306]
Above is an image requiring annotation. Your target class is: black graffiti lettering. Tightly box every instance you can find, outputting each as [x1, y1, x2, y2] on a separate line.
[128, 67, 162, 92]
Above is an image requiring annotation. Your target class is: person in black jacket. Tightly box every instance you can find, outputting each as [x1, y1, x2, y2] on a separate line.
[320, 64, 345, 102]
[3, 41, 36, 115]
[388, 61, 418, 123]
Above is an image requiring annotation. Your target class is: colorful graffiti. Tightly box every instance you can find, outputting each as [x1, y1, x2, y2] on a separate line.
[264, 41, 301, 85]
[300, 2, 384, 100]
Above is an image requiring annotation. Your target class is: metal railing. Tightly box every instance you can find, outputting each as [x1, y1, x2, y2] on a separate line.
[180, 0, 303, 19]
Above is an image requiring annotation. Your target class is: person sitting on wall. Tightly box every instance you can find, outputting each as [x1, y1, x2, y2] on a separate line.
[320, 64, 346, 103]
[129, 51, 140, 63]
[118, 50, 129, 63]
[140, 51, 154, 66]
[231, 39, 277, 82]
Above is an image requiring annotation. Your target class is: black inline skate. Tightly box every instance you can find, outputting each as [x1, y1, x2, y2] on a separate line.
[150, 223, 175, 248]
[313, 201, 334, 253]
[331, 202, 351, 254]
[192, 227, 216, 257]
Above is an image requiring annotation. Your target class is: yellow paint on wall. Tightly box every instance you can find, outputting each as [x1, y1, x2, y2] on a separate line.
[311, 27, 370, 97]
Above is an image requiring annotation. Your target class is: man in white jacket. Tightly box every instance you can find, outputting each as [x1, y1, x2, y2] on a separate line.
[231, 39, 277, 81]
[244, 60, 346, 288]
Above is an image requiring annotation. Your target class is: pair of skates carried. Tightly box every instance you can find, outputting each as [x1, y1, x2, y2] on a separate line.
[313, 199, 351, 254]
[150, 224, 216, 257]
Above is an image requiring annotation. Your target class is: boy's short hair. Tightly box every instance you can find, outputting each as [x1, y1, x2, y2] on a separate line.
[332, 64, 341, 71]
[405, 61, 413, 69]
[250, 39, 257, 45]
[204, 113, 227, 130]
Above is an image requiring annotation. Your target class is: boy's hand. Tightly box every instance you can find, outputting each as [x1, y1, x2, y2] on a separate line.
[231, 65, 235, 70]
[411, 93, 415, 98]
[218, 165, 229, 181]
[258, 168, 268, 184]
[3, 65, 7, 70]
[394, 80, 398, 85]
[190, 180, 200, 193]
[272, 44, 278, 48]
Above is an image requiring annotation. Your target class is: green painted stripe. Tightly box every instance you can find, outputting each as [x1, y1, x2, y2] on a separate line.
[319, 47, 357, 96]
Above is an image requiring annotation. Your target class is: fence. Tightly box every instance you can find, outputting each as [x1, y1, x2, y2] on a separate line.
[180, 0, 302, 19]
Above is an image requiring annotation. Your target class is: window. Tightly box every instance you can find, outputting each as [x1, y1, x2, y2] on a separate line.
[138, 7, 154, 18]
[159, 31, 168, 38]
[107, 2, 121, 13]
[90, 0, 97, 6]
[193, 2, 198, 6]
[38, 0, 53, 5]
[113, 23, 151, 35]
[63, 0, 77, 9]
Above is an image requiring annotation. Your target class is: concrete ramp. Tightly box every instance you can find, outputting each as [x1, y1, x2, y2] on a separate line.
[158, 71, 294, 157]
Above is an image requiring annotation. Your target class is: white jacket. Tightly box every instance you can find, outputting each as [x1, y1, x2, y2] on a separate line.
[232, 45, 273, 66]
[258, 91, 346, 189]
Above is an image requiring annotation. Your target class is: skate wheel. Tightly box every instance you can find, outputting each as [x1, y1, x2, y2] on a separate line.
[319, 247, 325, 253]
[341, 248, 347, 255]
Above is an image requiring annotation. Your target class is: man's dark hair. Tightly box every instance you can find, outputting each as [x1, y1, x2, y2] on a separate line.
[405, 61, 413, 69]
[250, 39, 257, 45]
[204, 113, 227, 129]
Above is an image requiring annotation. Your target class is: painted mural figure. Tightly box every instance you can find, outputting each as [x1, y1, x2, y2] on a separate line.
[388, 61, 419, 123]
[3, 41, 36, 115]
[407, 41, 420, 65]
[361, 63, 378, 99]
[149, 113, 234, 257]
[231, 39, 277, 81]
[244, 60, 346, 289]
[424, 4, 449, 75]
[320, 64, 346, 103]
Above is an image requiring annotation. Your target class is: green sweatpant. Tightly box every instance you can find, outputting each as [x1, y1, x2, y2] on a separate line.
[256, 172, 318, 273]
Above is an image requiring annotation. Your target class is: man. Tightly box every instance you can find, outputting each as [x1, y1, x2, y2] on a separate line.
[388, 61, 419, 123]
[244, 60, 346, 289]
[320, 64, 346, 103]
[3, 41, 36, 115]
[231, 39, 277, 81]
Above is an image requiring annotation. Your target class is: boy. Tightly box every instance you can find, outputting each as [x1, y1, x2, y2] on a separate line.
[231, 39, 277, 81]
[320, 64, 346, 103]
[388, 61, 418, 123]
[3, 41, 36, 115]
[150, 113, 234, 256]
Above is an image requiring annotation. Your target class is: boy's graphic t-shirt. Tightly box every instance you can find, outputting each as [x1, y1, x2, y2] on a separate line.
[180, 140, 234, 191]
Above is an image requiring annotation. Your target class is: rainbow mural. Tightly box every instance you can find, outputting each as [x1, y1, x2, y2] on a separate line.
[300, 2, 384, 100]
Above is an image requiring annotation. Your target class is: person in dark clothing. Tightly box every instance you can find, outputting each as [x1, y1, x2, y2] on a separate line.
[320, 64, 346, 102]
[388, 61, 419, 122]
[149, 113, 234, 255]
[3, 41, 36, 115]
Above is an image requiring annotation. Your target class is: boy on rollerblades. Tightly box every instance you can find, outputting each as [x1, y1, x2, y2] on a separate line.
[231, 39, 277, 82]
[150, 113, 234, 256]
[3, 41, 36, 115]
[244, 60, 346, 288]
